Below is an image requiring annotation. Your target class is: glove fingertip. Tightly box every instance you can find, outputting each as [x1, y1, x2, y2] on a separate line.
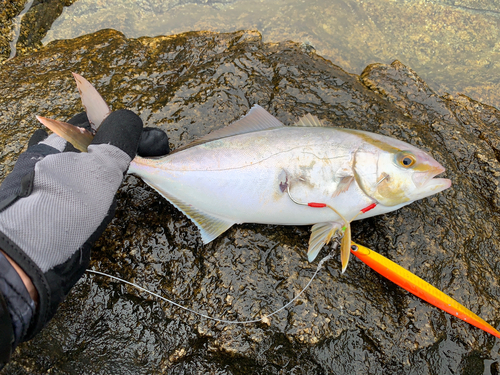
[27, 129, 49, 148]
[67, 112, 92, 133]
[91, 109, 143, 159]
[138, 128, 170, 157]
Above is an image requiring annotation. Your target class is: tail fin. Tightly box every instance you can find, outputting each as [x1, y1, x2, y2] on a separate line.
[36, 116, 93, 152]
[72, 72, 110, 131]
[36, 73, 111, 152]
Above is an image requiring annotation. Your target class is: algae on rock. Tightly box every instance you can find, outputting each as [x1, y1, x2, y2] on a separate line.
[1, 29, 499, 374]
[0, 0, 76, 63]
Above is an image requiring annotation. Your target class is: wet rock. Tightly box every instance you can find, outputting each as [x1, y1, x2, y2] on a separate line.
[41, 0, 500, 110]
[0, 0, 76, 64]
[17, 0, 78, 54]
[0, 0, 28, 61]
[1, 29, 500, 373]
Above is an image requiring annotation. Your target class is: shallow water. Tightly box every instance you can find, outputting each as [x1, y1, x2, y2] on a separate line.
[42, 0, 500, 109]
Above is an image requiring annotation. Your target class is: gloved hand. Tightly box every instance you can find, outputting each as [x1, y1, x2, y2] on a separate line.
[0, 109, 144, 361]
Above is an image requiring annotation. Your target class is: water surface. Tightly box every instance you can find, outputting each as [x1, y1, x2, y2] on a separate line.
[43, 0, 500, 109]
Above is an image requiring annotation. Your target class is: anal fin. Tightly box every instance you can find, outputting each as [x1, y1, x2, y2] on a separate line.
[141, 179, 235, 244]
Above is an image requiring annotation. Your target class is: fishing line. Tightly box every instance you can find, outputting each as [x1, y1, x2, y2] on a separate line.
[86, 250, 334, 324]
[86, 182, 372, 323]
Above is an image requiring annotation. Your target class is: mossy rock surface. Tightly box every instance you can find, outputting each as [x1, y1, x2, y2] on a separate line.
[0, 0, 76, 63]
[1, 29, 500, 374]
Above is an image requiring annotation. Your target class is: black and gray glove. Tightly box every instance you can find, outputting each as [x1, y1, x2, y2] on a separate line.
[0, 109, 145, 366]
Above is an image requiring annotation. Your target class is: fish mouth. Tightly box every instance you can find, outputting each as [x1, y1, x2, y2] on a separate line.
[411, 166, 452, 200]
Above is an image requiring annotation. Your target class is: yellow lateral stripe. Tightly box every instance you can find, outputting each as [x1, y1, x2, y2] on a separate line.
[350, 242, 500, 339]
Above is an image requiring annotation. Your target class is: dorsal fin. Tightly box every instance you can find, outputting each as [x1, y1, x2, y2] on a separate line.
[200, 104, 284, 140]
[294, 113, 325, 127]
[172, 105, 284, 153]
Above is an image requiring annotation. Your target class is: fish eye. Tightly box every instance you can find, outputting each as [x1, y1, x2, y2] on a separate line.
[396, 152, 416, 168]
[351, 245, 358, 251]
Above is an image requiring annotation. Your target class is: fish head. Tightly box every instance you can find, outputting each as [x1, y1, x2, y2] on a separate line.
[353, 132, 451, 207]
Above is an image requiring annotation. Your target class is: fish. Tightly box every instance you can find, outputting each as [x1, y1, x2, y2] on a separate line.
[37, 74, 451, 272]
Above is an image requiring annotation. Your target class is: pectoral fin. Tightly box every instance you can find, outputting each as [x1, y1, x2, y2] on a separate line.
[332, 176, 354, 197]
[308, 222, 343, 262]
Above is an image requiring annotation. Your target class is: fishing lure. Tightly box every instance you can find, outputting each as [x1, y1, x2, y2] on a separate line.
[350, 242, 500, 339]
[287, 187, 500, 339]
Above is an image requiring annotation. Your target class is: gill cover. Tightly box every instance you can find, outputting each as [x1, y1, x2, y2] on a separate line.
[353, 145, 413, 207]
[353, 137, 427, 207]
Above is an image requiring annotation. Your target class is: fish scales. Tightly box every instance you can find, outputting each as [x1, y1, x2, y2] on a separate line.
[129, 126, 371, 227]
